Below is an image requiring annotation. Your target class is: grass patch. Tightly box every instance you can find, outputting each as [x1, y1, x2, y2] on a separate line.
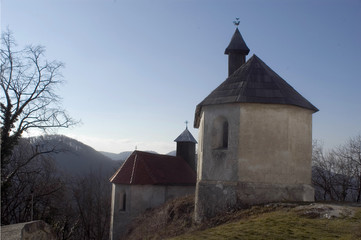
[170, 208, 361, 240]
[124, 196, 361, 240]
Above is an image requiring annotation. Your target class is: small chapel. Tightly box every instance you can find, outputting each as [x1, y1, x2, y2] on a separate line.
[109, 127, 197, 240]
[194, 25, 318, 221]
[109, 24, 318, 238]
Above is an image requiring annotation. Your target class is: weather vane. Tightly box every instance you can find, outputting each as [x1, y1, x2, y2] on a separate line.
[185, 120, 189, 129]
[233, 17, 240, 27]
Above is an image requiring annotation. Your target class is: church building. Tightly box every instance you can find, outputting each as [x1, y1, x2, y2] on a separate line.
[109, 24, 318, 238]
[194, 26, 318, 222]
[109, 127, 197, 240]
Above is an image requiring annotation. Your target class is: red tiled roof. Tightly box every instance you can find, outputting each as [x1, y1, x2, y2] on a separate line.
[109, 151, 196, 185]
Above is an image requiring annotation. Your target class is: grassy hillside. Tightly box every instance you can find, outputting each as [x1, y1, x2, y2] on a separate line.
[125, 196, 361, 240]
[171, 207, 361, 240]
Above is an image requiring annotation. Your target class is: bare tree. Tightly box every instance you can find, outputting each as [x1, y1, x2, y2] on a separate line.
[1, 29, 76, 169]
[312, 134, 361, 202]
[312, 140, 337, 200]
[333, 134, 361, 202]
[1, 29, 77, 192]
[71, 170, 111, 240]
[1, 137, 64, 224]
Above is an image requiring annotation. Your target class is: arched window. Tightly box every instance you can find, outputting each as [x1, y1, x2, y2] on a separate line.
[212, 116, 229, 149]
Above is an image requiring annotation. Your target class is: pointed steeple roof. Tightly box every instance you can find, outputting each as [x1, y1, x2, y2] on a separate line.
[194, 54, 318, 128]
[224, 28, 250, 55]
[174, 127, 197, 143]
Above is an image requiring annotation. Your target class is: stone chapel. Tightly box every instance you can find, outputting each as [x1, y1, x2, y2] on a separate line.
[194, 27, 318, 222]
[109, 25, 318, 238]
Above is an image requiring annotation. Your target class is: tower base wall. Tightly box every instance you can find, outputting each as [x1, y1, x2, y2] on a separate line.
[194, 180, 314, 222]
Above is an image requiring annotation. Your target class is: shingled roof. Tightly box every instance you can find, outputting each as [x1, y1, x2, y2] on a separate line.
[224, 28, 250, 55]
[174, 127, 197, 143]
[194, 54, 318, 128]
[109, 151, 196, 185]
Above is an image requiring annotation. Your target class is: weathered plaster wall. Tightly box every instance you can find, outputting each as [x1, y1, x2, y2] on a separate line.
[110, 184, 194, 240]
[238, 103, 313, 185]
[195, 103, 241, 222]
[195, 103, 314, 222]
[197, 104, 241, 182]
[110, 184, 130, 240]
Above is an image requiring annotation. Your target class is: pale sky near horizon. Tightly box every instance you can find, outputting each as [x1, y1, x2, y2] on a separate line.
[1, 0, 361, 154]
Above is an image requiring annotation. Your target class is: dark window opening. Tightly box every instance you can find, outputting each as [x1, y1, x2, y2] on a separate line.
[212, 116, 229, 150]
[222, 121, 228, 148]
[119, 193, 126, 211]
[122, 193, 126, 211]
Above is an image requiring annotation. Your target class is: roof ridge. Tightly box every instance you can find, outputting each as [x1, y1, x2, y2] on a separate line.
[235, 59, 253, 101]
[260, 57, 317, 108]
[109, 151, 135, 182]
[129, 154, 138, 184]
[139, 153, 158, 184]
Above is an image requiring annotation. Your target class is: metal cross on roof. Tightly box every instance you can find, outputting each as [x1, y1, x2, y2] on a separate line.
[185, 120, 189, 129]
[233, 17, 240, 27]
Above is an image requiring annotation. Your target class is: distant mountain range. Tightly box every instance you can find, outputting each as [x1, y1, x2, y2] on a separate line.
[100, 150, 176, 161]
[28, 135, 176, 178]
[30, 135, 121, 178]
[99, 151, 133, 161]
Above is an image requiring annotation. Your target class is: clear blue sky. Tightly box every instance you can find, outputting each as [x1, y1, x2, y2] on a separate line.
[1, 0, 360, 154]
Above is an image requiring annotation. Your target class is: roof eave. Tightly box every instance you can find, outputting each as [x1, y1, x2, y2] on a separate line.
[194, 101, 319, 129]
[224, 48, 250, 55]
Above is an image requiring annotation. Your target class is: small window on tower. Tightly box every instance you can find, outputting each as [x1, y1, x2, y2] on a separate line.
[222, 121, 228, 148]
[118, 192, 126, 211]
[212, 116, 229, 149]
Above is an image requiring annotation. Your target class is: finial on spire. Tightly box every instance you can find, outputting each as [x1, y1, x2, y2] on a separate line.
[185, 120, 189, 129]
[233, 17, 240, 28]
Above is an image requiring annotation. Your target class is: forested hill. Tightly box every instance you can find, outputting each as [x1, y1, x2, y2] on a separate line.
[30, 135, 122, 177]
[31, 135, 176, 178]
[99, 151, 133, 161]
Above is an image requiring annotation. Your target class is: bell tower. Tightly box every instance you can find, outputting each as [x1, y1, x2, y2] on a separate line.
[174, 122, 197, 171]
[224, 20, 250, 76]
